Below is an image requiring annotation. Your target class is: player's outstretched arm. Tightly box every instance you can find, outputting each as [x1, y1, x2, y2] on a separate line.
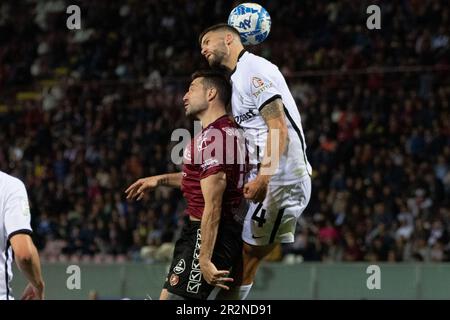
[10, 234, 45, 300]
[199, 172, 233, 290]
[125, 172, 183, 200]
[244, 98, 288, 202]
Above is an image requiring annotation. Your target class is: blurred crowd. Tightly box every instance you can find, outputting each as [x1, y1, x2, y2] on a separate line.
[0, 0, 449, 263]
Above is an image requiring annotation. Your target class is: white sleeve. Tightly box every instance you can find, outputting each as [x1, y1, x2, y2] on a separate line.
[4, 179, 33, 239]
[248, 62, 283, 112]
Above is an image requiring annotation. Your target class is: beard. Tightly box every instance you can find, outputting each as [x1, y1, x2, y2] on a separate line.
[185, 106, 197, 117]
[207, 46, 227, 69]
[185, 101, 208, 118]
[208, 55, 223, 69]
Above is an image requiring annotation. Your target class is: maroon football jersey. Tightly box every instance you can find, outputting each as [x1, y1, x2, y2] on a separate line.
[181, 115, 247, 220]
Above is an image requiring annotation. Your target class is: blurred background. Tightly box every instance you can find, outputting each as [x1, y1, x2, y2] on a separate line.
[1, 0, 449, 299]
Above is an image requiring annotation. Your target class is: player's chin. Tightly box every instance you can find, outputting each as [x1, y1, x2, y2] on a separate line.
[208, 57, 222, 68]
[185, 109, 197, 118]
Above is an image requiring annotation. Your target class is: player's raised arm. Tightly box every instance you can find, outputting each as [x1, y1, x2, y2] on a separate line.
[199, 172, 233, 290]
[244, 97, 288, 202]
[125, 172, 183, 201]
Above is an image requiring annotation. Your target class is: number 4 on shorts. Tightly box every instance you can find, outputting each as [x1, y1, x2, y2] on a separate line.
[251, 203, 266, 227]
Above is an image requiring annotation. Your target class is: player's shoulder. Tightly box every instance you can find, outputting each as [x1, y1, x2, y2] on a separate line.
[242, 51, 278, 71]
[0, 171, 26, 193]
[237, 52, 280, 87]
[209, 115, 236, 130]
[203, 116, 242, 140]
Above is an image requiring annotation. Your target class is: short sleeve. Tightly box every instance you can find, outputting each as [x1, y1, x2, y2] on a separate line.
[4, 179, 33, 239]
[248, 63, 283, 112]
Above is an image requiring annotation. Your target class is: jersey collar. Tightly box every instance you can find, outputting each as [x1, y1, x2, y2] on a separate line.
[230, 49, 247, 76]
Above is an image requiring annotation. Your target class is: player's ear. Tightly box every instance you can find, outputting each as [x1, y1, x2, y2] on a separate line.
[207, 87, 218, 102]
[225, 32, 233, 45]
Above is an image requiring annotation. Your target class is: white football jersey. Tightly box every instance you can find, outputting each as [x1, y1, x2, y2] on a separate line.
[0, 171, 33, 300]
[230, 50, 312, 185]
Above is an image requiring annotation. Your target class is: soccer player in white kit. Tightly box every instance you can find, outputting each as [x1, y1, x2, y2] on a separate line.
[199, 24, 312, 299]
[0, 171, 45, 300]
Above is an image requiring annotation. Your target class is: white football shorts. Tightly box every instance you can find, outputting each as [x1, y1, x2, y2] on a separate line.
[242, 174, 311, 246]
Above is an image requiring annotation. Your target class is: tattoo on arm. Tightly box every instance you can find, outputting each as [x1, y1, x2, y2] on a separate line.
[260, 98, 284, 121]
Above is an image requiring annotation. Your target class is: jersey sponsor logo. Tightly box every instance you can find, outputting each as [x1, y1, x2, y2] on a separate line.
[234, 109, 257, 124]
[252, 77, 265, 88]
[252, 82, 274, 98]
[201, 158, 219, 170]
[173, 259, 186, 274]
[169, 274, 179, 286]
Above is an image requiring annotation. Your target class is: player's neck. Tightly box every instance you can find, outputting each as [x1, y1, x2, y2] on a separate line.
[198, 106, 227, 128]
[223, 45, 244, 71]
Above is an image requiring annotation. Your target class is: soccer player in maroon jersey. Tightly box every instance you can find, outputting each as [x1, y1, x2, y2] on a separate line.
[125, 70, 248, 300]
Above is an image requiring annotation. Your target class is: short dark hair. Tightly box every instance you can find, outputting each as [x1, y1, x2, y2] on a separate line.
[191, 69, 231, 107]
[198, 23, 241, 46]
